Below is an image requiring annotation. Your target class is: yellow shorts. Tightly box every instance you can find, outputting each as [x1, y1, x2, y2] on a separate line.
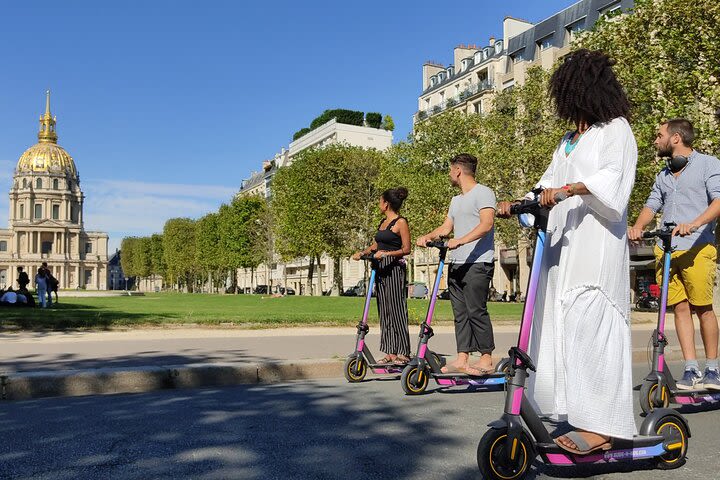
[654, 243, 717, 307]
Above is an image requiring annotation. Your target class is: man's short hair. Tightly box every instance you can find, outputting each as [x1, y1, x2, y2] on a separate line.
[450, 153, 478, 175]
[663, 118, 695, 147]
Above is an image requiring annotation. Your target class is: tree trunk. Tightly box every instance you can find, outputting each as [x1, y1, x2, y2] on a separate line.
[306, 256, 315, 296]
[332, 256, 343, 296]
[315, 254, 323, 296]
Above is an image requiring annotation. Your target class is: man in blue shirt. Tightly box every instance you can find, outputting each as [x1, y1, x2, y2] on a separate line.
[628, 119, 720, 390]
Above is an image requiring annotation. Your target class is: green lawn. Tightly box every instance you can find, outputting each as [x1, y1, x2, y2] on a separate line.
[0, 293, 524, 330]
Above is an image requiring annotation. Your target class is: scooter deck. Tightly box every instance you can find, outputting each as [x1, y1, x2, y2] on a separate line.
[433, 372, 505, 379]
[671, 388, 720, 404]
[537, 435, 667, 463]
[672, 386, 720, 395]
[432, 372, 505, 387]
[369, 364, 405, 374]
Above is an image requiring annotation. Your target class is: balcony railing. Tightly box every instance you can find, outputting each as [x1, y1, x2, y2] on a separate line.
[416, 80, 494, 121]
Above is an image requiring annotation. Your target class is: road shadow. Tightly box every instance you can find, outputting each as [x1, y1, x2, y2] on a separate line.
[0, 380, 460, 479]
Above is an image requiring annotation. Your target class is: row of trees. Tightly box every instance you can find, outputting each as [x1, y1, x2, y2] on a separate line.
[121, 0, 720, 293]
[121, 196, 270, 292]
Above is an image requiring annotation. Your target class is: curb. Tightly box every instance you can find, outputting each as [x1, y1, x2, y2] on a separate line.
[0, 359, 343, 401]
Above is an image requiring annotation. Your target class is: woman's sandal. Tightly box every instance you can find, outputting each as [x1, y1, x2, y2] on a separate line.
[394, 355, 410, 365]
[554, 431, 612, 455]
[376, 356, 395, 365]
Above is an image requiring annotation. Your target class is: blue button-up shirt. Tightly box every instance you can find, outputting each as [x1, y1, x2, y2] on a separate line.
[645, 151, 720, 250]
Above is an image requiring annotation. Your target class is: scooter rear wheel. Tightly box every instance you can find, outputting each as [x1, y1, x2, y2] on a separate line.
[401, 364, 429, 395]
[654, 414, 688, 469]
[639, 380, 670, 414]
[344, 356, 367, 383]
[477, 427, 535, 480]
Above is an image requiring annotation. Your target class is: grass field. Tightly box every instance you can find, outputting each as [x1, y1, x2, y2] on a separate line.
[0, 293, 524, 330]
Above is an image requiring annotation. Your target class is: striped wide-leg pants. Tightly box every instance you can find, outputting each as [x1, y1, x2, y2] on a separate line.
[375, 257, 411, 356]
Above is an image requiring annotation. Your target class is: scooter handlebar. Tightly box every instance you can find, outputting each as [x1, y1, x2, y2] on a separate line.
[508, 190, 567, 215]
[359, 253, 376, 261]
[425, 240, 449, 249]
[642, 222, 676, 239]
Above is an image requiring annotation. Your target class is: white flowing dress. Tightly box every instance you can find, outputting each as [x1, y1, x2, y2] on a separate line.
[527, 117, 638, 439]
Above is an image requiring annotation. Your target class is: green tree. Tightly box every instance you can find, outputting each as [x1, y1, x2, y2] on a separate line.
[195, 213, 223, 292]
[273, 144, 383, 294]
[162, 218, 198, 292]
[381, 114, 395, 131]
[149, 233, 166, 281]
[218, 195, 266, 291]
[579, 0, 720, 217]
[120, 237, 139, 281]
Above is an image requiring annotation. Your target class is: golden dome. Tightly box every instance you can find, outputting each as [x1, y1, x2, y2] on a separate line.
[17, 142, 77, 176]
[15, 91, 77, 177]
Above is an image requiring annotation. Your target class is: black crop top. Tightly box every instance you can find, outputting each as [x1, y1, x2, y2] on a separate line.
[375, 217, 403, 251]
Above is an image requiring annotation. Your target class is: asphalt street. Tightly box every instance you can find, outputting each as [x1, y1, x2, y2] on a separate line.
[0, 363, 718, 479]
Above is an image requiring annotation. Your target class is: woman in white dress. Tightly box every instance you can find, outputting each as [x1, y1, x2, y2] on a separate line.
[499, 49, 638, 455]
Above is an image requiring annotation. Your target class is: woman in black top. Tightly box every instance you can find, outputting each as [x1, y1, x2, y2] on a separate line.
[353, 188, 412, 364]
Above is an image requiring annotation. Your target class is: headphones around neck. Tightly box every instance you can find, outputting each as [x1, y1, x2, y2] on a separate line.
[665, 154, 689, 173]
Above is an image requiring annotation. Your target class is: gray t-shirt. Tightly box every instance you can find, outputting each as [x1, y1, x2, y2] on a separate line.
[448, 183, 496, 264]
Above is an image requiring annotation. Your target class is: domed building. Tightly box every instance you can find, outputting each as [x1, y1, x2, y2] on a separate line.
[0, 91, 108, 290]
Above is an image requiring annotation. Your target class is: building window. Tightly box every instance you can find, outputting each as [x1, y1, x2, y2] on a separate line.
[53, 179, 59, 190]
[19, 204, 24, 219]
[474, 101, 483, 114]
[599, 1, 622, 16]
[34, 204, 42, 219]
[503, 79, 516, 91]
[85, 242, 93, 254]
[511, 50, 525, 63]
[22, 178, 27, 188]
[0, 241, 6, 252]
[35, 178, 42, 189]
[483, 48, 491, 60]
[71, 205, 79, 223]
[52, 204, 60, 220]
[537, 34, 554, 51]
[474, 52, 482, 64]
[495, 41, 503, 54]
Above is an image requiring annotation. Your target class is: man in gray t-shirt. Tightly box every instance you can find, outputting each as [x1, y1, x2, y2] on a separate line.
[417, 153, 496, 376]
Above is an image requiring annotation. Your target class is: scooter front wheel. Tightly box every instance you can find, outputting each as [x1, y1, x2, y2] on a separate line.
[477, 427, 535, 480]
[495, 357, 511, 374]
[654, 414, 688, 469]
[344, 356, 367, 383]
[639, 380, 670, 414]
[401, 364, 429, 395]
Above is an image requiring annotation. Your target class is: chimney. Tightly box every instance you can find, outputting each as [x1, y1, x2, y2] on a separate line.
[489, 36, 496, 46]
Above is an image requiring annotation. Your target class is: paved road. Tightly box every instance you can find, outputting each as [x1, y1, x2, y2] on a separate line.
[0, 363, 717, 480]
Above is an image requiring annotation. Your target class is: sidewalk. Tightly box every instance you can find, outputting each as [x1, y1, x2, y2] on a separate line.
[0, 312, 704, 400]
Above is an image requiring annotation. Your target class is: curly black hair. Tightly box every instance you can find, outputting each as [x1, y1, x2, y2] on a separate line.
[549, 49, 630, 126]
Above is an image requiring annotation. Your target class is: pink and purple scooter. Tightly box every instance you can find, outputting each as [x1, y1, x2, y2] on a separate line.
[344, 254, 406, 382]
[639, 223, 720, 413]
[400, 241, 509, 395]
[477, 193, 690, 479]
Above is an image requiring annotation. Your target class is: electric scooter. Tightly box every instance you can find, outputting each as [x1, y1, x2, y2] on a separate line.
[639, 223, 720, 413]
[344, 254, 406, 382]
[477, 194, 690, 479]
[400, 241, 509, 395]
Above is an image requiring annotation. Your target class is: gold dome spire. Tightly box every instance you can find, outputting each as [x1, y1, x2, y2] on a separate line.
[15, 90, 77, 177]
[38, 90, 58, 144]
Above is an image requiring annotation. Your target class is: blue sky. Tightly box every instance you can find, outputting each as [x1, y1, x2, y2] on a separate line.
[0, 0, 574, 250]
